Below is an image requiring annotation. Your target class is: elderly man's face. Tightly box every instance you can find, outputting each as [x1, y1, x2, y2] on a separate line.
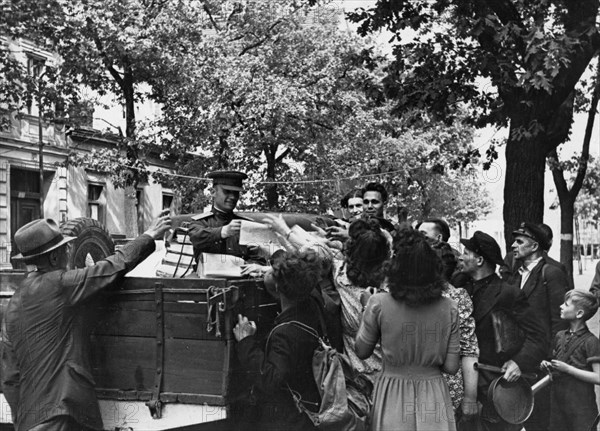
[212, 185, 240, 213]
[511, 235, 538, 260]
[363, 191, 384, 218]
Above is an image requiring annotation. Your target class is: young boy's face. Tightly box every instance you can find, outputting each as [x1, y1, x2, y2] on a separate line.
[560, 299, 581, 320]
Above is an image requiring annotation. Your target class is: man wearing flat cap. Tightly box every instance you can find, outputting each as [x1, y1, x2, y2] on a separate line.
[1, 212, 171, 431]
[189, 171, 258, 261]
[457, 231, 546, 431]
[511, 222, 570, 431]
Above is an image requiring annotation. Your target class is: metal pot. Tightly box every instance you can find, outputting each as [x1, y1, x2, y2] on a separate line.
[474, 363, 552, 424]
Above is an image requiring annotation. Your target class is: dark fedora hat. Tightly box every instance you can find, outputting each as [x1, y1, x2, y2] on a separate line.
[460, 231, 504, 266]
[512, 222, 550, 250]
[13, 219, 76, 261]
[207, 170, 248, 192]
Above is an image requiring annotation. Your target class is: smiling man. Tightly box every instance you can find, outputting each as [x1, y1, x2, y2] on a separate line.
[189, 170, 254, 260]
[360, 182, 396, 233]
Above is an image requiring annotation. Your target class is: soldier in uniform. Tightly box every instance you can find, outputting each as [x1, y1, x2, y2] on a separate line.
[188, 171, 259, 262]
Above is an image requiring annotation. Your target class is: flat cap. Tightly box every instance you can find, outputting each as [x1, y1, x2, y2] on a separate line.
[512, 222, 549, 250]
[207, 170, 247, 191]
[460, 231, 504, 266]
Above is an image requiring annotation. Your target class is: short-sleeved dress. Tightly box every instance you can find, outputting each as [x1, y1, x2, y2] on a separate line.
[333, 260, 383, 379]
[357, 293, 460, 431]
[441, 283, 479, 410]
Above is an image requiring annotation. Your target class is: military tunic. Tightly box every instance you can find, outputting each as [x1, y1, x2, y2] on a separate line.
[188, 208, 253, 260]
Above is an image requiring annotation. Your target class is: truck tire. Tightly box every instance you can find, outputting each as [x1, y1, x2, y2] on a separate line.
[61, 218, 114, 269]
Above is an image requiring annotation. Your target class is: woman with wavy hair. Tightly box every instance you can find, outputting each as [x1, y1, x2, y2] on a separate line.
[234, 251, 323, 431]
[355, 227, 460, 431]
[333, 218, 391, 382]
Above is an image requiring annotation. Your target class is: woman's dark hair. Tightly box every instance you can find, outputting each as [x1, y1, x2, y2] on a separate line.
[271, 250, 322, 302]
[340, 188, 364, 208]
[386, 225, 444, 306]
[344, 218, 390, 287]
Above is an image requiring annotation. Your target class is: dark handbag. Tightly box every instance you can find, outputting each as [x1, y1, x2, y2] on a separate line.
[491, 309, 525, 357]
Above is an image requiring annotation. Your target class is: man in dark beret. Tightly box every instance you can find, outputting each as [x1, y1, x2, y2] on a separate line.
[458, 231, 546, 431]
[188, 171, 259, 262]
[511, 222, 570, 431]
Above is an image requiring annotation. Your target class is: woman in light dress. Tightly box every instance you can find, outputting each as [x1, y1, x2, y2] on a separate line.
[356, 227, 460, 431]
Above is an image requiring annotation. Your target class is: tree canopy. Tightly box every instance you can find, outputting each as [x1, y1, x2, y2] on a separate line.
[1, 0, 492, 225]
[346, 0, 600, 246]
[141, 0, 490, 223]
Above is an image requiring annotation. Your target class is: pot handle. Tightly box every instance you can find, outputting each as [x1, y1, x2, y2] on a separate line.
[474, 362, 538, 380]
[531, 374, 553, 394]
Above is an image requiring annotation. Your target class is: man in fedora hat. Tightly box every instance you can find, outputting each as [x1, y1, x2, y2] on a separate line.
[189, 170, 260, 261]
[1, 211, 171, 431]
[510, 222, 570, 431]
[457, 231, 546, 431]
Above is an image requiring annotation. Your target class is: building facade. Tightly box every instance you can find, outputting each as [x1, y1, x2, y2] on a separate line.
[0, 38, 179, 270]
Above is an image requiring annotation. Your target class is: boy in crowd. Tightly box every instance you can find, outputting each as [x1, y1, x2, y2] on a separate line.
[541, 290, 600, 431]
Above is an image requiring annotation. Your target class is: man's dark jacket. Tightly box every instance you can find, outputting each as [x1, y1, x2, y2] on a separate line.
[465, 273, 547, 373]
[517, 257, 570, 355]
[1, 235, 155, 431]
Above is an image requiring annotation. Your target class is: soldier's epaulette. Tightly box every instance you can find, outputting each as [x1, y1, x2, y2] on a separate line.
[191, 212, 214, 221]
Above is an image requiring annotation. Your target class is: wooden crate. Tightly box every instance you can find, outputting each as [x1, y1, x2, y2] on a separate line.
[90, 276, 278, 406]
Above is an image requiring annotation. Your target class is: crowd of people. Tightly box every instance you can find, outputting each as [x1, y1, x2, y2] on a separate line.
[197, 171, 598, 431]
[3, 169, 600, 431]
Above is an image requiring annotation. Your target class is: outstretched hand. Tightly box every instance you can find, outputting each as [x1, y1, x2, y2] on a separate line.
[240, 263, 269, 277]
[262, 214, 291, 237]
[550, 359, 571, 374]
[325, 225, 349, 242]
[144, 209, 172, 240]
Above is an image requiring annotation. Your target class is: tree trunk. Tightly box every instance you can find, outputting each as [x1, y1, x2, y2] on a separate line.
[575, 217, 583, 275]
[265, 151, 278, 210]
[559, 195, 575, 283]
[122, 67, 138, 238]
[503, 134, 547, 250]
[217, 135, 229, 169]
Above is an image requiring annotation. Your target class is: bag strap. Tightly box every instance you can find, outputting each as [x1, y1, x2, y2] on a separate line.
[540, 263, 554, 330]
[310, 295, 330, 342]
[264, 320, 320, 359]
[541, 263, 548, 287]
